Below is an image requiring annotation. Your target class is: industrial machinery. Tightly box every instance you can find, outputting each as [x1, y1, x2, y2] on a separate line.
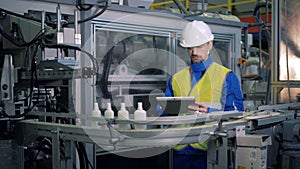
[0, 0, 299, 169]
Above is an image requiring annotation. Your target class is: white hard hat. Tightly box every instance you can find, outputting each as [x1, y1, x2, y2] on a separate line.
[180, 20, 214, 48]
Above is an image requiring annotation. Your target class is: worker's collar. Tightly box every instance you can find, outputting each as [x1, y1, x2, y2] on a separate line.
[190, 56, 213, 73]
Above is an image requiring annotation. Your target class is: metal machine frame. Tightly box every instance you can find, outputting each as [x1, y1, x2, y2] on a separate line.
[1, 1, 300, 169]
[92, 5, 243, 111]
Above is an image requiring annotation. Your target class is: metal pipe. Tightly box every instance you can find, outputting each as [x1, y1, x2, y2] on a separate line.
[56, 4, 62, 59]
[228, 0, 232, 13]
[56, 4, 61, 32]
[202, 0, 205, 14]
[41, 10, 45, 61]
[173, 0, 190, 14]
[74, 9, 78, 34]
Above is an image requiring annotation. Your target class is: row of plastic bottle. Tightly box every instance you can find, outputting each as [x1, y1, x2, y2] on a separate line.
[92, 102, 147, 130]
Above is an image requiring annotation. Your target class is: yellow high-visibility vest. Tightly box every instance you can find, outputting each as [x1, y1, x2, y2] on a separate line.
[172, 62, 230, 151]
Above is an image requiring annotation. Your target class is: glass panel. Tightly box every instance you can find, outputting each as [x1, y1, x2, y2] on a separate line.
[212, 40, 231, 67]
[96, 30, 169, 76]
[95, 22, 237, 110]
[277, 0, 300, 103]
[95, 29, 178, 111]
[279, 0, 300, 81]
[279, 88, 300, 103]
[175, 42, 190, 69]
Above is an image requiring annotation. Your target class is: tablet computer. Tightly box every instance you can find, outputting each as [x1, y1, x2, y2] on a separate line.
[156, 96, 195, 116]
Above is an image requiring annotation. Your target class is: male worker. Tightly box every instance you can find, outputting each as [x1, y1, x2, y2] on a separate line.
[164, 20, 244, 169]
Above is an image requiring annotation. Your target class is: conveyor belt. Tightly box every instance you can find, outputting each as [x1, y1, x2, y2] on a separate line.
[18, 110, 295, 147]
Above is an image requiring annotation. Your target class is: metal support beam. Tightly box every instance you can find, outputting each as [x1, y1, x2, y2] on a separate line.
[52, 127, 61, 169]
[271, 0, 280, 104]
[207, 137, 228, 169]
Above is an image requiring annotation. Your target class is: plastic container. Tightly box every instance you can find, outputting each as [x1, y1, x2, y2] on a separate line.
[92, 102, 101, 127]
[104, 102, 114, 119]
[134, 102, 147, 130]
[117, 103, 130, 129]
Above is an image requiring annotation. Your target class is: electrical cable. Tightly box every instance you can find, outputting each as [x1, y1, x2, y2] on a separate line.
[0, 0, 108, 27]
[81, 143, 95, 169]
[0, 6, 102, 168]
[0, 8, 55, 28]
[2, 42, 98, 119]
[76, 0, 93, 11]
[0, 8, 100, 118]
[0, 8, 47, 24]
[44, 43, 99, 73]
[100, 46, 113, 99]
[1, 44, 40, 119]
[173, 0, 190, 15]
[26, 44, 40, 113]
[24, 45, 30, 68]
[75, 142, 88, 169]
[0, 25, 45, 47]
[0, 109, 9, 118]
[253, 3, 272, 25]
[67, 1, 108, 25]
[77, 1, 108, 24]
[34, 57, 41, 111]
[43, 86, 53, 112]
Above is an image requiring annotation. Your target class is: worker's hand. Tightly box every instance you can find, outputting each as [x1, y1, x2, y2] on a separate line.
[188, 101, 208, 114]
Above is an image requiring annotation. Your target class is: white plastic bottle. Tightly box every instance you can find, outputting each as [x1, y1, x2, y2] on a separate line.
[117, 103, 130, 130]
[104, 102, 115, 119]
[104, 102, 114, 119]
[134, 102, 147, 130]
[92, 102, 101, 127]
